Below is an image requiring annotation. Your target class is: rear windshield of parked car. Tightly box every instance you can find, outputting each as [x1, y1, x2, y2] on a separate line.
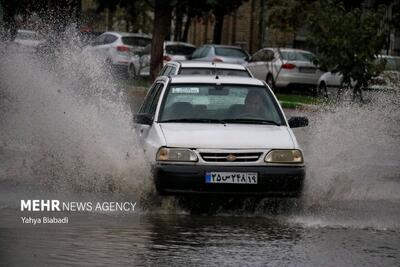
[215, 47, 248, 58]
[280, 51, 315, 62]
[179, 68, 251, 77]
[122, 37, 151, 47]
[166, 45, 196, 55]
[159, 84, 283, 124]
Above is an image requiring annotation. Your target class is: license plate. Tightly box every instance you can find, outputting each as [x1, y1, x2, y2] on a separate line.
[205, 172, 258, 184]
[299, 67, 316, 73]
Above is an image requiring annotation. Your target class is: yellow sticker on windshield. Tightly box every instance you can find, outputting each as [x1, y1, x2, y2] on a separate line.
[172, 88, 199, 94]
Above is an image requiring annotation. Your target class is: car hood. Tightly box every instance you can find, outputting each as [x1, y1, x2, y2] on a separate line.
[159, 123, 294, 149]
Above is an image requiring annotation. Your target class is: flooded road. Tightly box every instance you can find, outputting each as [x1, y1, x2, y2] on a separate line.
[1, 41, 400, 266]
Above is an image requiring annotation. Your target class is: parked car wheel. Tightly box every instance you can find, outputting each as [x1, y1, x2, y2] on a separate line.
[128, 63, 136, 80]
[266, 74, 277, 92]
[316, 81, 328, 98]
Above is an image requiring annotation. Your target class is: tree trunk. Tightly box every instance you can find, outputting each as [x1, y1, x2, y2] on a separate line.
[213, 9, 225, 44]
[174, 3, 184, 41]
[150, 0, 172, 81]
[182, 13, 192, 42]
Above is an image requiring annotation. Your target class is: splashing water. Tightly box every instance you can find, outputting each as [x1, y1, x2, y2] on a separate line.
[0, 25, 152, 197]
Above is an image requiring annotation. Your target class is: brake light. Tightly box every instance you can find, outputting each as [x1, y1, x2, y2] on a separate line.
[116, 45, 129, 52]
[282, 63, 296, 69]
[213, 57, 223, 62]
[163, 55, 171, 61]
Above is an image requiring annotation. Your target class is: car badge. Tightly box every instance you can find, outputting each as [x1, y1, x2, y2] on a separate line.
[226, 154, 236, 161]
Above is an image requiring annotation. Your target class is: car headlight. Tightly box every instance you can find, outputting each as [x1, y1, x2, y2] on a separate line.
[264, 149, 303, 163]
[156, 147, 198, 162]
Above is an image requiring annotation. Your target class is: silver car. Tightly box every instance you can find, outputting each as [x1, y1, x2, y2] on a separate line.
[82, 31, 151, 74]
[129, 41, 196, 78]
[246, 48, 324, 92]
[188, 44, 250, 64]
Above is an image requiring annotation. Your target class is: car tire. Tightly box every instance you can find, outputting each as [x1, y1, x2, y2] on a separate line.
[317, 82, 328, 98]
[128, 64, 136, 80]
[266, 74, 277, 93]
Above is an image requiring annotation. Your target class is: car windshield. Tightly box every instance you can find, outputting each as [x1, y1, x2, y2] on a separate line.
[122, 36, 151, 47]
[378, 57, 400, 71]
[166, 45, 196, 55]
[215, 47, 248, 58]
[158, 84, 283, 125]
[16, 31, 42, 41]
[179, 68, 251, 77]
[280, 51, 315, 62]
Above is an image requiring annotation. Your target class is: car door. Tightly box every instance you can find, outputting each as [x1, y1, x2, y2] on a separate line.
[134, 82, 165, 151]
[98, 34, 118, 62]
[246, 50, 267, 80]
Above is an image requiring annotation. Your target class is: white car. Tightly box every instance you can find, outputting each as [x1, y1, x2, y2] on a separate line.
[134, 75, 308, 196]
[82, 31, 151, 74]
[157, 61, 254, 77]
[246, 48, 324, 92]
[128, 41, 196, 78]
[13, 29, 45, 52]
[317, 55, 400, 97]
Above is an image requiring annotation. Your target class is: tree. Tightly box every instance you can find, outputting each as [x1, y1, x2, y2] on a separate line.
[149, 0, 173, 80]
[307, 0, 389, 102]
[208, 0, 245, 44]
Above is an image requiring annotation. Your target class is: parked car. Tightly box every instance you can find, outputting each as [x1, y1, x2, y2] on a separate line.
[128, 41, 196, 78]
[81, 31, 151, 74]
[317, 55, 400, 97]
[13, 29, 45, 52]
[246, 48, 324, 92]
[188, 44, 250, 64]
[157, 61, 253, 77]
[133, 75, 308, 196]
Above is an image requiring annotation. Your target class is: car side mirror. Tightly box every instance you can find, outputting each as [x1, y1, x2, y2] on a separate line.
[288, 116, 309, 128]
[134, 113, 153, 125]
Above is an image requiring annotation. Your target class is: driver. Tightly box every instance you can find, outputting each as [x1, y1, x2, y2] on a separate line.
[244, 91, 267, 116]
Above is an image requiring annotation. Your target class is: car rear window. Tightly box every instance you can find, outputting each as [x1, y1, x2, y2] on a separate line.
[281, 51, 315, 62]
[215, 47, 248, 58]
[122, 37, 151, 47]
[179, 68, 251, 77]
[166, 45, 196, 55]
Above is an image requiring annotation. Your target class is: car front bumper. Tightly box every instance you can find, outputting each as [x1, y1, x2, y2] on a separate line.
[153, 164, 305, 196]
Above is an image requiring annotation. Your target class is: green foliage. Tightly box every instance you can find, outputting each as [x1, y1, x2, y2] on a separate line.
[266, 0, 311, 33]
[307, 0, 389, 92]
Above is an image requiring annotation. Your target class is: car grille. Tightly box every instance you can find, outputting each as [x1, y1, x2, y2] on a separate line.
[200, 152, 262, 162]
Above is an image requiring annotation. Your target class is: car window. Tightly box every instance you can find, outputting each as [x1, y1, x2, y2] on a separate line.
[165, 45, 196, 55]
[122, 37, 151, 47]
[159, 84, 283, 124]
[199, 46, 211, 58]
[252, 51, 264, 61]
[168, 66, 177, 75]
[104, 34, 117, 44]
[140, 82, 164, 114]
[16, 31, 42, 40]
[215, 47, 248, 58]
[191, 47, 204, 59]
[159, 65, 169, 76]
[148, 84, 164, 116]
[280, 51, 315, 62]
[92, 35, 106, 46]
[178, 68, 251, 77]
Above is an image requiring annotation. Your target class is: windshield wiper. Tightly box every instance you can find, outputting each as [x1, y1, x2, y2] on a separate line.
[223, 118, 281, 126]
[160, 118, 227, 124]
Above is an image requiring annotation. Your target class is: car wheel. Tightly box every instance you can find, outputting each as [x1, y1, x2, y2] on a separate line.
[317, 82, 328, 98]
[266, 74, 277, 92]
[128, 64, 136, 80]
